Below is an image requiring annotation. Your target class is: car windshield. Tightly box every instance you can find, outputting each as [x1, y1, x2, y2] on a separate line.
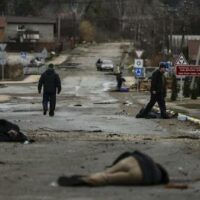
[103, 60, 112, 64]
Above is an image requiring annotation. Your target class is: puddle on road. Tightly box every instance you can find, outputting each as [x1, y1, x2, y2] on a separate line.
[93, 99, 119, 104]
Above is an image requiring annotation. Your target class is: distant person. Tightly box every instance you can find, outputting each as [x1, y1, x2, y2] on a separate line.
[136, 63, 169, 119]
[116, 72, 126, 91]
[57, 150, 169, 186]
[96, 58, 102, 64]
[38, 63, 61, 116]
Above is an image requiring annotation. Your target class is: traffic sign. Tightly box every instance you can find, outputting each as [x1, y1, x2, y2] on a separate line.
[134, 67, 145, 77]
[20, 51, 27, 59]
[41, 48, 48, 59]
[134, 59, 143, 68]
[175, 53, 188, 65]
[0, 43, 7, 51]
[0, 51, 7, 65]
[176, 65, 200, 76]
[135, 50, 144, 58]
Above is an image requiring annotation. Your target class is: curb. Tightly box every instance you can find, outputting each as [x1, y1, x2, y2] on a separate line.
[153, 106, 200, 126]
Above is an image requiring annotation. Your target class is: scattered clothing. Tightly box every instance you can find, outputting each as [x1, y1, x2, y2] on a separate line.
[38, 64, 61, 116]
[136, 107, 178, 119]
[0, 119, 34, 143]
[57, 150, 169, 187]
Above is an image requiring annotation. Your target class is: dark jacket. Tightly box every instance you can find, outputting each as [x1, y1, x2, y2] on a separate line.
[38, 68, 61, 94]
[111, 150, 169, 185]
[0, 119, 28, 142]
[150, 69, 166, 97]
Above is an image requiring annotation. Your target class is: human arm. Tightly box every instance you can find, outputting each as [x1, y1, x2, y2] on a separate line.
[38, 74, 44, 94]
[56, 74, 61, 94]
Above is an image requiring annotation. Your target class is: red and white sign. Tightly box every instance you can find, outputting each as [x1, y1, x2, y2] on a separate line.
[176, 65, 200, 76]
[175, 53, 188, 65]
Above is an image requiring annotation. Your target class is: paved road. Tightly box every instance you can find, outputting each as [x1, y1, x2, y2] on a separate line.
[0, 42, 200, 200]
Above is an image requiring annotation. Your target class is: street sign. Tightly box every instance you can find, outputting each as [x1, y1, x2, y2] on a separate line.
[175, 53, 188, 65]
[134, 67, 145, 77]
[0, 43, 7, 51]
[176, 65, 200, 76]
[134, 59, 143, 68]
[20, 51, 27, 59]
[0, 51, 7, 65]
[135, 50, 144, 58]
[41, 48, 48, 59]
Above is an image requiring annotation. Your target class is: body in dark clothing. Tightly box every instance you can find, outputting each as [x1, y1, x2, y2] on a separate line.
[57, 150, 169, 187]
[0, 119, 30, 142]
[137, 63, 168, 119]
[38, 64, 61, 116]
[116, 72, 126, 91]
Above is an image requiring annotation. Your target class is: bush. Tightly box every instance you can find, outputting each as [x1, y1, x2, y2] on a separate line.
[0, 64, 24, 80]
[183, 77, 191, 97]
[170, 74, 178, 101]
[79, 20, 95, 42]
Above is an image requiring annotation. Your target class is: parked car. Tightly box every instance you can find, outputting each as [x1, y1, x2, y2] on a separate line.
[28, 57, 45, 67]
[96, 59, 114, 71]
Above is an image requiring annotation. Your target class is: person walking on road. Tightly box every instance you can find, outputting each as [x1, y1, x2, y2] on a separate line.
[38, 63, 61, 116]
[116, 71, 126, 91]
[136, 63, 169, 119]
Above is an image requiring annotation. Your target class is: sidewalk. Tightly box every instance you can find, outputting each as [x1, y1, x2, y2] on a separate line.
[0, 54, 68, 85]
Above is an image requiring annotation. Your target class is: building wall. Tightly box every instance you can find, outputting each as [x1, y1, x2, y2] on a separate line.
[0, 29, 5, 42]
[5, 24, 55, 42]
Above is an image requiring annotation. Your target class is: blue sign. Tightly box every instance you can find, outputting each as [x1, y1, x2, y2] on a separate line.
[20, 52, 27, 59]
[134, 67, 143, 77]
[159, 61, 172, 69]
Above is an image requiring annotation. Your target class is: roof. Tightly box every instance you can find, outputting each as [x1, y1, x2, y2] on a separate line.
[6, 16, 56, 24]
[188, 40, 200, 61]
[0, 17, 6, 28]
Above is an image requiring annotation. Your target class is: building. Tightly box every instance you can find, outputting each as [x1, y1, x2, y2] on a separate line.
[0, 16, 56, 43]
[0, 17, 6, 42]
[188, 40, 200, 62]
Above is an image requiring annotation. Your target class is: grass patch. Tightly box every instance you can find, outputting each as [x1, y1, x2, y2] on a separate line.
[169, 108, 189, 114]
[179, 104, 200, 109]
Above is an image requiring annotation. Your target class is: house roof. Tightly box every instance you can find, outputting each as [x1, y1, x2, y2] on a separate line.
[6, 16, 56, 24]
[188, 40, 200, 61]
[0, 17, 6, 28]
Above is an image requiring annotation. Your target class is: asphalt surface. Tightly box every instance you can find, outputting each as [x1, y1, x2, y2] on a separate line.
[0, 42, 200, 200]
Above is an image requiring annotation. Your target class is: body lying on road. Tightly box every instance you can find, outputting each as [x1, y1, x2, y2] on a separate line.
[58, 150, 169, 186]
[0, 119, 34, 143]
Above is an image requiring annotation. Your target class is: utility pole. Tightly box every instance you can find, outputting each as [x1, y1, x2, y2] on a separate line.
[57, 14, 61, 42]
[180, 0, 193, 52]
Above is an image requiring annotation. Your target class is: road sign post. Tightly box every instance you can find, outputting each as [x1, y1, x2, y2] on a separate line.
[0, 50, 7, 81]
[175, 53, 188, 101]
[134, 67, 145, 92]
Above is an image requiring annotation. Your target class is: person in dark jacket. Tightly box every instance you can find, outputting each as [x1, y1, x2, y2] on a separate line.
[38, 63, 61, 116]
[136, 63, 169, 119]
[57, 150, 169, 186]
[116, 72, 126, 91]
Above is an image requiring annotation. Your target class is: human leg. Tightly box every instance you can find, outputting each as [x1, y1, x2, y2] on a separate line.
[83, 157, 143, 186]
[157, 95, 168, 118]
[138, 94, 157, 117]
[49, 94, 56, 116]
[42, 93, 49, 115]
